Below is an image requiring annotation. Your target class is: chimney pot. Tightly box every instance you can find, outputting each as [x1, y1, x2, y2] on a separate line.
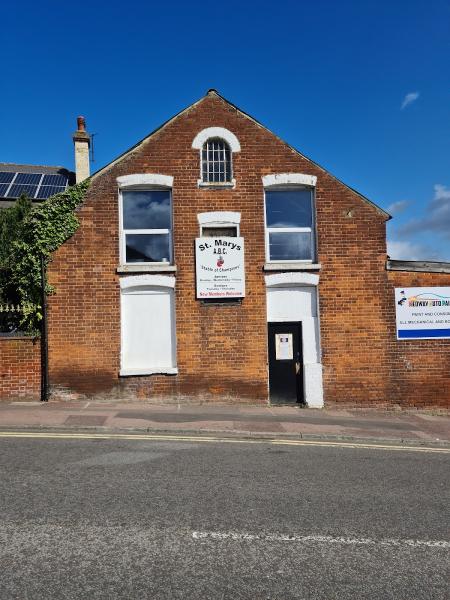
[77, 116, 86, 132]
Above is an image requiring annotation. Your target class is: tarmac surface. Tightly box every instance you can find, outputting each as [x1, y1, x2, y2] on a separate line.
[0, 435, 449, 599]
[0, 400, 449, 446]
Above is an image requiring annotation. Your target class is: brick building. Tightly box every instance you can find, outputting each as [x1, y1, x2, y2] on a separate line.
[22, 90, 450, 407]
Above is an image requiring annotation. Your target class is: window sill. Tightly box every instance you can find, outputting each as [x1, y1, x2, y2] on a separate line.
[119, 367, 178, 377]
[263, 262, 321, 271]
[197, 179, 236, 190]
[117, 264, 177, 273]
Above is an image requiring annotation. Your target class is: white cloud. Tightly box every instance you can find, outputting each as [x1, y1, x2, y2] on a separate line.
[401, 91, 419, 110]
[399, 184, 450, 239]
[432, 183, 450, 202]
[386, 240, 439, 261]
[386, 200, 409, 215]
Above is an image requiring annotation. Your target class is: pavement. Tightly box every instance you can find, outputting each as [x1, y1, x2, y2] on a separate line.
[0, 400, 449, 446]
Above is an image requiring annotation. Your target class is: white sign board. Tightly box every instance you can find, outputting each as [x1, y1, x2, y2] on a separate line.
[275, 333, 293, 360]
[195, 237, 245, 299]
[395, 287, 450, 340]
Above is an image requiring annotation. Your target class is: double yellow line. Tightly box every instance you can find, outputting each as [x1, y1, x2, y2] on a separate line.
[0, 431, 448, 453]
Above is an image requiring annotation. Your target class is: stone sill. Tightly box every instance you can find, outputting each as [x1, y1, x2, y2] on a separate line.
[197, 179, 236, 190]
[119, 367, 178, 377]
[263, 263, 321, 271]
[117, 264, 177, 273]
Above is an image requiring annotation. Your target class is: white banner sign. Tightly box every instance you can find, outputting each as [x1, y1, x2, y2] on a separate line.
[195, 237, 245, 299]
[395, 287, 450, 340]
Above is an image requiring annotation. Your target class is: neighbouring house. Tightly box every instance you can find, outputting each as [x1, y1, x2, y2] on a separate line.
[0, 163, 74, 208]
[0, 161, 74, 401]
[1, 90, 450, 407]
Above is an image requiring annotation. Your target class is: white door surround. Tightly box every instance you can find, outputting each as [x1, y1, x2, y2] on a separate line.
[265, 273, 324, 408]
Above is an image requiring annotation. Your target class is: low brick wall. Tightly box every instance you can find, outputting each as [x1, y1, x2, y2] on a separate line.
[387, 271, 450, 409]
[0, 337, 41, 402]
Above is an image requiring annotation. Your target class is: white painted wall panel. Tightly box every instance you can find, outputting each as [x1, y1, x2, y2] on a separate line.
[303, 364, 324, 408]
[302, 318, 320, 364]
[267, 287, 317, 321]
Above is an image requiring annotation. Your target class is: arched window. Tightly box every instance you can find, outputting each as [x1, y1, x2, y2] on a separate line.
[201, 138, 232, 183]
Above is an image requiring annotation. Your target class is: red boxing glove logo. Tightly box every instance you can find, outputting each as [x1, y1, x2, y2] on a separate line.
[217, 256, 224, 267]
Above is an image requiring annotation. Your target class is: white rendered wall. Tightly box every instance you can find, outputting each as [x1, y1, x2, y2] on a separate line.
[120, 286, 176, 375]
[266, 286, 323, 408]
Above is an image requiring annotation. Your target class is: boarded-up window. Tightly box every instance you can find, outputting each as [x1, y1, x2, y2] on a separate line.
[120, 284, 176, 375]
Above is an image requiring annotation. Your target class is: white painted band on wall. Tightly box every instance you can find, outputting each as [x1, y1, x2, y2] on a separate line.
[117, 174, 174, 188]
[262, 173, 317, 188]
[265, 272, 319, 287]
[192, 127, 241, 152]
[303, 363, 324, 408]
[120, 275, 176, 290]
[197, 211, 241, 225]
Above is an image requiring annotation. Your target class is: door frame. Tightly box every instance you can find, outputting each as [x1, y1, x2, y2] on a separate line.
[267, 320, 305, 405]
[265, 272, 324, 408]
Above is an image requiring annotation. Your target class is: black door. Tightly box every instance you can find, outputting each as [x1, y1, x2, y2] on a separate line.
[268, 322, 304, 405]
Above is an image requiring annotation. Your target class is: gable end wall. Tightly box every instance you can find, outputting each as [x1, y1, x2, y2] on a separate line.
[46, 94, 446, 407]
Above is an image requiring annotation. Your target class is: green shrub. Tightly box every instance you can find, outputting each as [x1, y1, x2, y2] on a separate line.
[0, 180, 90, 333]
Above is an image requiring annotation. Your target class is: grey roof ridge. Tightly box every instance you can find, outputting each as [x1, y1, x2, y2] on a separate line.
[0, 162, 72, 171]
[91, 89, 391, 221]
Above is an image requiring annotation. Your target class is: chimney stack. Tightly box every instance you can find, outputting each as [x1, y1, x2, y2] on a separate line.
[72, 116, 90, 183]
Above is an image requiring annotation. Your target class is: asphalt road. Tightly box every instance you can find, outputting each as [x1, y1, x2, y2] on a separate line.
[0, 436, 448, 599]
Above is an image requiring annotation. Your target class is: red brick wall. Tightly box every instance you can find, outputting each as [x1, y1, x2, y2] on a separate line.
[45, 92, 449, 407]
[0, 338, 41, 401]
[386, 271, 450, 409]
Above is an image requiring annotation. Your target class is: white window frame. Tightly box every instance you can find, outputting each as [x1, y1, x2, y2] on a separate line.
[197, 211, 241, 236]
[200, 138, 233, 185]
[263, 174, 317, 264]
[117, 174, 174, 267]
[200, 224, 239, 237]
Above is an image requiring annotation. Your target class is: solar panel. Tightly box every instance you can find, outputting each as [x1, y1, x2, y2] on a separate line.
[14, 173, 42, 185]
[0, 172, 15, 184]
[7, 184, 38, 198]
[36, 185, 66, 199]
[41, 173, 67, 186]
[0, 170, 69, 199]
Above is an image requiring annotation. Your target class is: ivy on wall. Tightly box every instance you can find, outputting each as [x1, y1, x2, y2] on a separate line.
[0, 179, 90, 333]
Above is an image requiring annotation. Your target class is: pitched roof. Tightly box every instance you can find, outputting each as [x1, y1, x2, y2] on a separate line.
[92, 89, 390, 220]
[0, 163, 75, 204]
[0, 162, 73, 176]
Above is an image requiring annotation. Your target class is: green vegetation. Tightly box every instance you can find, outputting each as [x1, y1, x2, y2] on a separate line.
[0, 180, 90, 333]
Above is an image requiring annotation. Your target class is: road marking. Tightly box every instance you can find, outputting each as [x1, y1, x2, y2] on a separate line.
[192, 531, 450, 549]
[0, 431, 448, 453]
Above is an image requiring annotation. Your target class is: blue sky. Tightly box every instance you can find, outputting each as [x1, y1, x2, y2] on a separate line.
[2, 0, 449, 261]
